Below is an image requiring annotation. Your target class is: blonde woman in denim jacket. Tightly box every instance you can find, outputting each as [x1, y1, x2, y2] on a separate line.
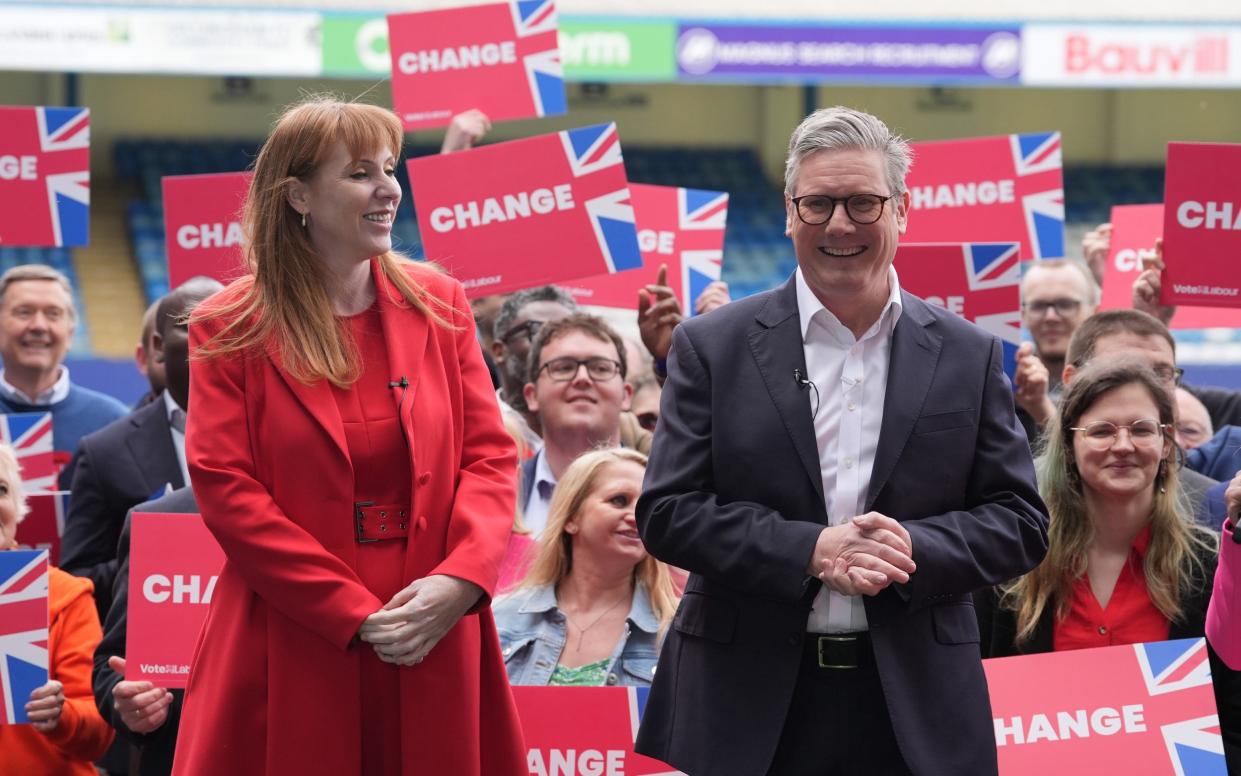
[493, 448, 678, 687]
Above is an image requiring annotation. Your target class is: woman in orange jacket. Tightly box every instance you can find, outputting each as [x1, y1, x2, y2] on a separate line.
[0, 443, 114, 775]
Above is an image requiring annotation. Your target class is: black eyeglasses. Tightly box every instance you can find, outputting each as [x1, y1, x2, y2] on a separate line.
[1022, 298, 1083, 317]
[789, 193, 896, 226]
[537, 356, 622, 383]
[500, 319, 544, 345]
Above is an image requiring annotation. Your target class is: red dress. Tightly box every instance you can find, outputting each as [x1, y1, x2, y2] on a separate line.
[173, 261, 526, 776]
[333, 305, 409, 774]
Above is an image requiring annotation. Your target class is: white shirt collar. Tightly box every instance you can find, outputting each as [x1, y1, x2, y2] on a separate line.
[795, 265, 903, 343]
[161, 390, 185, 424]
[533, 447, 558, 493]
[0, 366, 71, 405]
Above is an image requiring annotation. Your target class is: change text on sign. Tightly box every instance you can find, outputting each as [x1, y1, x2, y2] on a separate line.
[994, 704, 1146, 746]
[527, 748, 626, 776]
[639, 229, 675, 255]
[909, 180, 1015, 210]
[0, 155, 37, 180]
[429, 185, 575, 233]
[398, 42, 517, 74]
[143, 574, 219, 605]
[1176, 201, 1241, 231]
[177, 222, 244, 250]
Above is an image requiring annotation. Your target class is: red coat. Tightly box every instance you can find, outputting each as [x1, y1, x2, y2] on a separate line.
[172, 261, 526, 775]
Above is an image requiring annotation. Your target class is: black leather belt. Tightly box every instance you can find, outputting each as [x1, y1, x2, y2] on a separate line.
[803, 632, 874, 670]
[354, 501, 408, 543]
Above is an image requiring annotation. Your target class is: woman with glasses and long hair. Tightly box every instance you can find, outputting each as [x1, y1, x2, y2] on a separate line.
[171, 96, 525, 775]
[977, 358, 1218, 659]
[494, 448, 679, 687]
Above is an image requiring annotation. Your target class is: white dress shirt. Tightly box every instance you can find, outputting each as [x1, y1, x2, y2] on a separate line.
[0, 366, 70, 405]
[163, 390, 191, 489]
[796, 266, 903, 634]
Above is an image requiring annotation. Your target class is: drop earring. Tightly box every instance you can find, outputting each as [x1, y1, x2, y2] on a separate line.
[1157, 459, 1168, 494]
[301, 212, 307, 228]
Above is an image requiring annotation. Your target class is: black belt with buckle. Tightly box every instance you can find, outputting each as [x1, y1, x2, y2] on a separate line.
[804, 632, 874, 670]
[354, 501, 409, 543]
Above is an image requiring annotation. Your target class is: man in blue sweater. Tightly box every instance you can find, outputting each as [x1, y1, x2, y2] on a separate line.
[0, 264, 127, 485]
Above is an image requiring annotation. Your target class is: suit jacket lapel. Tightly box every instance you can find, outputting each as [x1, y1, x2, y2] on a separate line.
[124, 401, 186, 491]
[747, 278, 825, 507]
[866, 292, 942, 510]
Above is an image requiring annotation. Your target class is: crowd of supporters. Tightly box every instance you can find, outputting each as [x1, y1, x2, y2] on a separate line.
[1, 162, 1239, 773]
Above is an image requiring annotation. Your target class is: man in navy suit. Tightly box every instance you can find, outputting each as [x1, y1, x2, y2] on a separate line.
[635, 107, 1049, 776]
[61, 277, 221, 620]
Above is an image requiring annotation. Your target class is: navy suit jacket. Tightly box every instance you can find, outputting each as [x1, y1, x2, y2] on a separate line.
[61, 396, 185, 621]
[1188, 425, 1241, 483]
[92, 486, 198, 776]
[634, 277, 1050, 776]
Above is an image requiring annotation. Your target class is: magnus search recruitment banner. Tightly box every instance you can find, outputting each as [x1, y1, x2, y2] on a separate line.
[386, 0, 565, 130]
[675, 24, 1021, 83]
[127, 512, 225, 688]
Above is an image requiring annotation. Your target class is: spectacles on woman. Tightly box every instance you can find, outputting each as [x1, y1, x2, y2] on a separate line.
[1069, 419, 1170, 450]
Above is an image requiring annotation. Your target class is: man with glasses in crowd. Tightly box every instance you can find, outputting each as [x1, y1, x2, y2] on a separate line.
[490, 286, 577, 445]
[519, 314, 633, 535]
[1012, 259, 1100, 437]
[635, 106, 1048, 776]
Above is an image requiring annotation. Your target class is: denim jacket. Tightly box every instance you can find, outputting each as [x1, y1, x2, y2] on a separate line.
[493, 582, 662, 687]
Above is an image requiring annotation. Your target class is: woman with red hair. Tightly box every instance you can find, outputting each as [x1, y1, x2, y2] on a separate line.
[172, 96, 525, 775]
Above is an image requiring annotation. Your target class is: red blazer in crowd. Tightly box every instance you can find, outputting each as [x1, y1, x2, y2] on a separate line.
[171, 261, 525, 776]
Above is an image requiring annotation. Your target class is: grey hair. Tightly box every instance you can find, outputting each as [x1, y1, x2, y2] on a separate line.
[0, 264, 78, 323]
[784, 106, 913, 197]
[492, 285, 578, 343]
[0, 443, 30, 522]
[1021, 259, 1102, 307]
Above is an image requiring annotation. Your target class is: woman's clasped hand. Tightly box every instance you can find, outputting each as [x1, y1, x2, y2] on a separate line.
[358, 574, 484, 665]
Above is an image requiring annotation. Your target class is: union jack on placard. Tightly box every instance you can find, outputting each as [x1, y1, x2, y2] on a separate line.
[963, 242, 1023, 377]
[561, 124, 642, 273]
[1135, 639, 1227, 775]
[511, 0, 565, 118]
[0, 412, 57, 493]
[1010, 132, 1065, 260]
[512, 0, 556, 36]
[0, 106, 90, 248]
[676, 188, 729, 313]
[36, 108, 90, 247]
[964, 242, 1022, 290]
[0, 550, 49, 725]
